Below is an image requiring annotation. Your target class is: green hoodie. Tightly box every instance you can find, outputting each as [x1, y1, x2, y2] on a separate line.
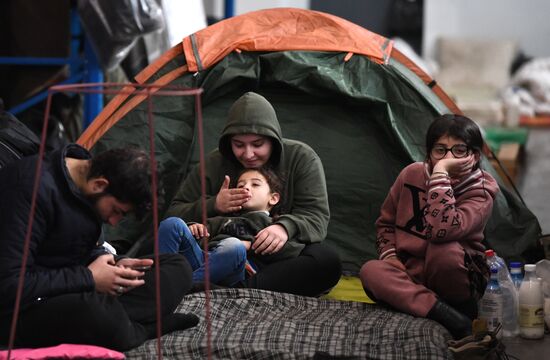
[166, 92, 330, 245]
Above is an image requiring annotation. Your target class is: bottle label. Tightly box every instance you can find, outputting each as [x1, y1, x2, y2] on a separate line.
[519, 304, 544, 328]
[479, 295, 503, 332]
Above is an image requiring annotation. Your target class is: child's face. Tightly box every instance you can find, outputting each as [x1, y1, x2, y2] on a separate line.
[236, 170, 280, 212]
[429, 134, 476, 168]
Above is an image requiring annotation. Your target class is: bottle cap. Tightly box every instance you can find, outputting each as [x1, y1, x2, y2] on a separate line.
[510, 261, 522, 268]
[524, 264, 536, 272]
[485, 249, 495, 257]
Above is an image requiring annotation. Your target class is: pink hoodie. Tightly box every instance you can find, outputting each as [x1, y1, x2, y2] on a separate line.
[376, 162, 499, 261]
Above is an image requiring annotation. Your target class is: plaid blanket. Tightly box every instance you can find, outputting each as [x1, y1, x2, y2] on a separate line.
[126, 288, 453, 359]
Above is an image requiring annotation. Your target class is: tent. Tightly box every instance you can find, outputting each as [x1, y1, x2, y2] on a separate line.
[77, 8, 542, 275]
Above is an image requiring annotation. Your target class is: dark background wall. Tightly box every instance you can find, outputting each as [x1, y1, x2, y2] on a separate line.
[310, 0, 424, 54]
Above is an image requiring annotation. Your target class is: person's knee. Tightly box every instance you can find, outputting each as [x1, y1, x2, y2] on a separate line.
[359, 260, 384, 291]
[217, 238, 247, 260]
[159, 217, 185, 232]
[158, 253, 193, 276]
[304, 244, 342, 286]
[325, 249, 342, 283]
[64, 295, 141, 350]
[159, 217, 193, 254]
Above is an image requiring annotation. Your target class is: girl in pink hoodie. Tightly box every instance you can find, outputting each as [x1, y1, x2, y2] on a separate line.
[360, 114, 499, 339]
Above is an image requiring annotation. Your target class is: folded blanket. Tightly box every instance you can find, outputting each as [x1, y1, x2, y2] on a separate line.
[126, 288, 452, 359]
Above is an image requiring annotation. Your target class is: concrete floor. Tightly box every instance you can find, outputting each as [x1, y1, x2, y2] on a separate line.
[502, 127, 550, 357]
[518, 128, 550, 235]
[503, 333, 550, 359]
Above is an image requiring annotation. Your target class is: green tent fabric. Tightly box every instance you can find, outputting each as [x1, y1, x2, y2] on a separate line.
[81, 9, 543, 274]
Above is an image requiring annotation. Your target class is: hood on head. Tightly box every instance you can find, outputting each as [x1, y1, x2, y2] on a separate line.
[219, 92, 283, 166]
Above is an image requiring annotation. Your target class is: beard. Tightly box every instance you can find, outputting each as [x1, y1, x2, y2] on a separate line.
[86, 191, 108, 222]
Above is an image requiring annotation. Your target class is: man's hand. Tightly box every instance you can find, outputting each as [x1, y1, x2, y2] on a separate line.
[116, 257, 154, 271]
[189, 223, 209, 239]
[87, 254, 147, 296]
[383, 255, 406, 272]
[252, 224, 288, 255]
[214, 175, 251, 213]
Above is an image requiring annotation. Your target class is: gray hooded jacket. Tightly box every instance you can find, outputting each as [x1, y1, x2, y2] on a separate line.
[166, 92, 330, 246]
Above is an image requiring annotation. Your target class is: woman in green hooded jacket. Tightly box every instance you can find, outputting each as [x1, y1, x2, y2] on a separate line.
[163, 92, 341, 296]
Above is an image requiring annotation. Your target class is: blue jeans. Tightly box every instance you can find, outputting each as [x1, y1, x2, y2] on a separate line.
[158, 217, 246, 286]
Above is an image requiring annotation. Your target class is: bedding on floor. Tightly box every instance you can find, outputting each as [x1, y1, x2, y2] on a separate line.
[125, 288, 453, 359]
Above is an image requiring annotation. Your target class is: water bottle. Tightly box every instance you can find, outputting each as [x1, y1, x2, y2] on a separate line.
[479, 267, 503, 336]
[510, 262, 523, 291]
[535, 259, 550, 330]
[535, 259, 550, 298]
[485, 250, 519, 336]
[519, 264, 545, 339]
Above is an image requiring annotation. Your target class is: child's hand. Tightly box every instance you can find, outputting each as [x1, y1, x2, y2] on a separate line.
[240, 240, 252, 251]
[383, 256, 406, 272]
[433, 154, 476, 179]
[189, 223, 209, 239]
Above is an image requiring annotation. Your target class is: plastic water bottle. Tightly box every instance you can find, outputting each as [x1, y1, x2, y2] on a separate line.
[535, 259, 550, 298]
[510, 262, 523, 291]
[485, 250, 519, 337]
[519, 264, 545, 339]
[479, 267, 503, 336]
[535, 259, 550, 330]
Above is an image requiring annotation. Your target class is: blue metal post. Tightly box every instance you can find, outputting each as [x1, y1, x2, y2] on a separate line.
[71, 8, 104, 129]
[224, 0, 235, 18]
[82, 37, 103, 129]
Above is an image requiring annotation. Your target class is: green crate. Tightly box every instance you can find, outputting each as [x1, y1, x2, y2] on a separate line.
[484, 127, 529, 153]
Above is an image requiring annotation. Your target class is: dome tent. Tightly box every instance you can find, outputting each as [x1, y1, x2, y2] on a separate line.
[78, 8, 542, 274]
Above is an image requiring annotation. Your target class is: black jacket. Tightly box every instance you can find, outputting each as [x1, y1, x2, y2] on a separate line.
[205, 211, 305, 264]
[0, 144, 106, 316]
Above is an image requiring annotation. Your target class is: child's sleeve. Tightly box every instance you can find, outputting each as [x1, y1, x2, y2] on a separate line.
[375, 181, 400, 261]
[424, 171, 498, 243]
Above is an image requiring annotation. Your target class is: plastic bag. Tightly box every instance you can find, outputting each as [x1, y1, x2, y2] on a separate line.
[448, 322, 507, 360]
[77, 0, 165, 71]
[535, 259, 550, 297]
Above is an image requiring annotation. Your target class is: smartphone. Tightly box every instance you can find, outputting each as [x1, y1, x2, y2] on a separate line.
[133, 265, 152, 271]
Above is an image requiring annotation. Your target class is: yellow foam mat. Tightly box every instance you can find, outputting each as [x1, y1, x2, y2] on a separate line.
[322, 276, 375, 304]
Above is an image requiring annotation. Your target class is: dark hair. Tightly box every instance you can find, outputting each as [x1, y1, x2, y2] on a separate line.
[238, 166, 285, 215]
[88, 147, 151, 218]
[425, 114, 483, 168]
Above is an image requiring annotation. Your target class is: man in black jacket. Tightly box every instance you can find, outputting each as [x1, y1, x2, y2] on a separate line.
[0, 144, 198, 351]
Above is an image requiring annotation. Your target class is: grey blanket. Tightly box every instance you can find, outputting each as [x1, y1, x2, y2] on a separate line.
[126, 288, 453, 359]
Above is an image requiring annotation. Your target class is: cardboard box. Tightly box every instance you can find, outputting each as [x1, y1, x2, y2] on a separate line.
[490, 142, 522, 188]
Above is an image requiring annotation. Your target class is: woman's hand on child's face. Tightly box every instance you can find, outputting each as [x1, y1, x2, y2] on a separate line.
[189, 223, 209, 239]
[215, 175, 251, 213]
[433, 154, 476, 179]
